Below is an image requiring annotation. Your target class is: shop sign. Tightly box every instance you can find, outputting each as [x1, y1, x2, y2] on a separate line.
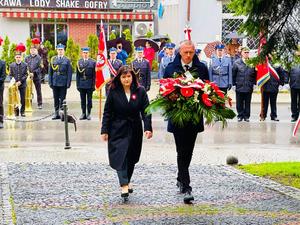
[0, 0, 157, 10]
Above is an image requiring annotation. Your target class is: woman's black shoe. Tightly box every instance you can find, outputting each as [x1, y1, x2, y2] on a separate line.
[183, 191, 194, 204]
[128, 188, 133, 194]
[121, 192, 129, 202]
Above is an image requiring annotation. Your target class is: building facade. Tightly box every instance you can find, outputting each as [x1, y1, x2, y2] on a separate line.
[0, 0, 156, 47]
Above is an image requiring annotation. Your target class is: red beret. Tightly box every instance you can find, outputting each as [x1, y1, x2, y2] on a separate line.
[16, 43, 26, 53]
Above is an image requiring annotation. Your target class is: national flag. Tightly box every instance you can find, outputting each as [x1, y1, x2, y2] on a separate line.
[268, 62, 280, 81]
[293, 117, 300, 137]
[158, 0, 165, 19]
[95, 21, 111, 90]
[256, 59, 270, 88]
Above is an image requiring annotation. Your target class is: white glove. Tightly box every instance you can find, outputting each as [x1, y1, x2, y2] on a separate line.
[232, 85, 236, 91]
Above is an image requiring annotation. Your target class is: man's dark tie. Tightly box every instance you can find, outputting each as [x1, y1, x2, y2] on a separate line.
[219, 58, 222, 63]
[184, 65, 190, 71]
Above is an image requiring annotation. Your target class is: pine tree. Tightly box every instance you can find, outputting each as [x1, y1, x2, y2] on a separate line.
[228, 0, 300, 68]
[109, 31, 117, 41]
[87, 34, 98, 60]
[43, 40, 56, 62]
[25, 38, 32, 55]
[65, 38, 80, 72]
[0, 36, 10, 62]
[8, 43, 17, 66]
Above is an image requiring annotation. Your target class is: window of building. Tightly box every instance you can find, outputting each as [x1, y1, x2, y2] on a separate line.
[96, 20, 132, 40]
[30, 21, 68, 47]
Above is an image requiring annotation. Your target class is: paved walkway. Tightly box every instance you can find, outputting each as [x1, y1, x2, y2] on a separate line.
[1, 163, 300, 224]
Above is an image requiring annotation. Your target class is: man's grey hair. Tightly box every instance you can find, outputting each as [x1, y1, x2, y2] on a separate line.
[179, 40, 195, 50]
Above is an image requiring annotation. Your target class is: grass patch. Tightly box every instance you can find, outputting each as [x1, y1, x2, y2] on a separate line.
[238, 162, 300, 189]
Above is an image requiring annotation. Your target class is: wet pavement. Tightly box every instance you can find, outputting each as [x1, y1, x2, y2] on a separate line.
[0, 81, 300, 224]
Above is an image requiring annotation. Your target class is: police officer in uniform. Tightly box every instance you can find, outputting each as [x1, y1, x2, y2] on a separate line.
[132, 46, 151, 91]
[0, 56, 5, 128]
[49, 43, 72, 120]
[25, 45, 43, 109]
[158, 43, 176, 79]
[232, 46, 256, 122]
[289, 63, 300, 122]
[76, 47, 96, 120]
[209, 44, 232, 94]
[9, 51, 28, 117]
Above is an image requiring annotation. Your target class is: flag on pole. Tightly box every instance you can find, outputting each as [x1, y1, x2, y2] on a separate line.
[256, 34, 270, 88]
[184, 25, 192, 41]
[158, 0, 165, 19]
[268, 62, 280, 81]
[95, 21, 111, 90]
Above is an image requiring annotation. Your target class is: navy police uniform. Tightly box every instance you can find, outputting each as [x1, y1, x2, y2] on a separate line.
[132, 46, 151, 91]
[158, 43, 176, 79]
[76, 47, 96, 120]
[24, 51, 43, 107]
[48, 44, 72, 119]
[0, 60, 6, 127]
[288, 64, 300, 121]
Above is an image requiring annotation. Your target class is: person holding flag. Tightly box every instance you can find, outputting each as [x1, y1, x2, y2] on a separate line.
[260, 56, 286, 122]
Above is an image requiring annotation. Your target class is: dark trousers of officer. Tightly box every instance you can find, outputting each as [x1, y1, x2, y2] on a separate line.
[0, 87, 3, 122]
[262, 91, 278, 119]
[52, 86, 67, 112]
[236, 92, 252, 119]
[18, 87, 26, 114]
[117, 158, 135, 186]
[291, 88, 300, 120]
[173, 131, 198, 193]
[79, 89, 93, 114]
[33, 78, 42, 106]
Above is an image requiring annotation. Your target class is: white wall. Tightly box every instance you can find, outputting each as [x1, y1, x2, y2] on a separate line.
[158, 0, 222, 46]
[0, 18, 30, 46]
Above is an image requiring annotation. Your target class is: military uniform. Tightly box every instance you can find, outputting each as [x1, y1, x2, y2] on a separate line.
[9, 61, 28, 115]
[288, 64, 300, 121]
[48, 54, 72, 118]
[0, 60, 6, 127]
[209, 55, 232, 94]
[76, 57, 96, 120]
[132, 58, 151, 91]
[25, 54, 43, 107]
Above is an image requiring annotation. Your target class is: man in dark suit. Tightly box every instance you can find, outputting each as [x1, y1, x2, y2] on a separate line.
[164, 40, 209, 204]
[48, 43, 72, 120]
[0, 58, 6, 128]
[76, 47, 96, 120]
[9, 52, 28, 117]
[132, 46, 151, 91]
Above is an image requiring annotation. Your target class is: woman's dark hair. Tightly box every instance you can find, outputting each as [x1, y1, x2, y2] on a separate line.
[110, 65, 139, 90]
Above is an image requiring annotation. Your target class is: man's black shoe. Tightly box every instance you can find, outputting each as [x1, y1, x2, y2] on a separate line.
[21, 113, 26, 117]
[244, 118, 250, 122]
[183, 191, 194, 204]
[291, 118, 297, 122]
[79, 114, 86, 120]
[176, 181, 184, 193]
[0, 122, 3, 129]
[86, 114, 91, 120]
[237, 118, 243, 122]
[52, 114, 60, 120]
[271, 117, 279, 122]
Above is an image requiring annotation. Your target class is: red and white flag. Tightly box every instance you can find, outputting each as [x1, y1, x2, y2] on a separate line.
[184, 25, 192, 41]
[95, 21, 111, 90]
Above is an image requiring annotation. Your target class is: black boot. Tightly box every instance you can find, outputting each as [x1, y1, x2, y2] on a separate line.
[52, 112, 60, 120]
[86, 109, 91, 120]
[14, 107, 19, 117]
[79, 113, 87, 120]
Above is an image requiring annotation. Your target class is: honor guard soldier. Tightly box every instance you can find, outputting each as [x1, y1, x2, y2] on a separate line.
[0, 36, 5, 128]
[49, 43, 72, 120]
[106, 47, 123, 95]
[209, 44, 232, 94]
[25, 45, 43, 109]
[76, 47, 96, 120]
[9, 44, 28, 117]
[158, 42, 176, 79]
[132, 46, 151, 91]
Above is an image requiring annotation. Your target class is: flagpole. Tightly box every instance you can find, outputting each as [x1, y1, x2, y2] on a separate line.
[99, 89, 102, 121]
[260, 86, 265, 120]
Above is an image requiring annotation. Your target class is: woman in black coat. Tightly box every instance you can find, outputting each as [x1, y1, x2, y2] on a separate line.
[101, 66, 152, 201]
